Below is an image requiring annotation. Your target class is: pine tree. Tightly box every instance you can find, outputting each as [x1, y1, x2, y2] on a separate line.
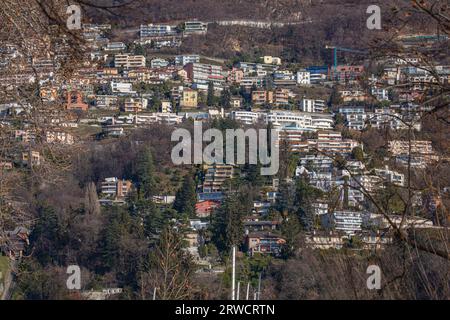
[173, 174, 197, 217]
[220, 88, 231, 109]
[135, 147, 156, 199]
[211, 195, 244, 254]
[207, 81, 215, 106]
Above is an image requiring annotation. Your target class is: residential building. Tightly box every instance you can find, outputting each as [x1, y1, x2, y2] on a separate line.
[161, 100, 172, 113]
[265, 112, 334, 131]
[202, 164, 234, 193]
[66, 91, 88, 111]
[389, 140, 438, 166]
[230, 96, 243, 108]
[245, 232, 286, 256]
[22, 151, 41, 166]
[46, 131, 74, 145]
[374, 165, 405, 186]
[184, 21, 208, 35]
[180, 88, 198, 108]
[261, 56, 281, 65]
[195, 200, 220, 218]
[114, 54, 146, 68]
[227, 68, 244, 84]
[300, 99, 326, 113]
[140, 24, 178, 40]
[95, 95, 118, 110]
[123, 98, 148, 113]
[321, 211, 363, 235]
[296, 70, 311, 85]
[104, 42, 126, 52]
[111, 82, 135, 94]
[150, 58, 169, 68]
[273, 88, 290, 107]
[0, 227, 29, 260]
[100, 177, 132, 200]
[252, 90, 273, 106]
[184, 62, 225, 90]
[230, 111, 260, 124]
[175, 54, 200, 66]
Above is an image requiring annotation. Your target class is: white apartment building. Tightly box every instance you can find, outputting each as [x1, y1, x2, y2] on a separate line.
[140, 24, 178, 39]
[150, 58, 169, 68]
[46, 131, 74, 145]
[230, 111, 260, 124]
[296, 71, 311, 85]
[104, 42, 126, 52]
[374, 165, 405, 186]
[264, 111, 333, 131]
[301, 99, 326, 113]
[184, 21, 208, 35]
[175, 54, 200, 66]
[322, 211, 363, 235]
[111, 82, 135, 94]
[134, 113, 183, 125]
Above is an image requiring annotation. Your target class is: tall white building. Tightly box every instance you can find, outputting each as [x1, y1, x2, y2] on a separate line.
[296, 70, 311, 85]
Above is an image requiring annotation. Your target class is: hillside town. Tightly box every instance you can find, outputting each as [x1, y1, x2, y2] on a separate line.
[0, 0, 449, 301]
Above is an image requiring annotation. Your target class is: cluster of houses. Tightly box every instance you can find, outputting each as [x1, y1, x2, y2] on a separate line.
[0, 22, 447, 263]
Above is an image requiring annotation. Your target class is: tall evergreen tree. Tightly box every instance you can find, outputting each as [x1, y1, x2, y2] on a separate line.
[135, 147, 156, 199]
[207, 81, 215, 106]
[295, 176, 323, 231]
[211, 195, 244, 254]
[220, 88, 231, 109]
[173, 174, 197, 217]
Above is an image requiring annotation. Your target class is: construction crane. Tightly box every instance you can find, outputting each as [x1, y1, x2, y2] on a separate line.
[325, 45, 368, 73]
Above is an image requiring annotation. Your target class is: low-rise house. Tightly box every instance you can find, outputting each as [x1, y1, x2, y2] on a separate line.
[0, 161, 13, 170]
[0, 227, 29, 260]
[152, 195, 176, 204]
[244, 220, 280, 233]
[67, 91, 89, 111]
[245, 232, 286, 256]
[150, 58, 169, 68]
[81, 288, 123, 300]
[46, 131, 75, 145]
[111, 82, 135, 94]
[100, 177, 132, 203]
[22, 151, 41, 166]
[261, 56, 282, 65]
[374, 166, 405, 186]
[305, 231, 345, 250]
[195, 200, 220, 218]
[230, 96, 243, 108]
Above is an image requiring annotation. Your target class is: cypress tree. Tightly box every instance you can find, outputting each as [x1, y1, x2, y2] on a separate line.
[135, 147, 156, 199]
[173, 174, 197, 217]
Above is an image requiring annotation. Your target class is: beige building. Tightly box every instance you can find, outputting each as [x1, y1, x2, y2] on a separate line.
[114, 54, 146, 68]
[252, 90, 273, 106]
[261, 56, 282, 65]
[180, 89, 198, 108]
